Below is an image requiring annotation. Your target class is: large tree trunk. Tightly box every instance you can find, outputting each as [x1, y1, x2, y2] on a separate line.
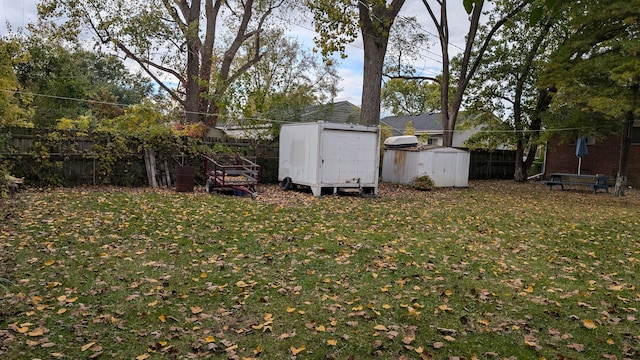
[360, 38, 386, 126]
[357, 0, 405, 127]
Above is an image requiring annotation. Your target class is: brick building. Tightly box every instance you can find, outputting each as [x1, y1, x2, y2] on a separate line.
[544, 125, 640, 187]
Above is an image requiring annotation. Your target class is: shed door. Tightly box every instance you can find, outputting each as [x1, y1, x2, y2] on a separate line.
[321, 130, 378, 184]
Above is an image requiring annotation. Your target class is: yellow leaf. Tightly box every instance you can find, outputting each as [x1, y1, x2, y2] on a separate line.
[372, 272, 378, 279]
[66, 297, 78, 303]
[609, 285, 624, 291]
[316, 325, 326, 332]
[27, 327, 46, 337]
[582, 319, 597, 329]
[286, 307, 296, 313]
[158, 314, 166, 323]
[17, 326, 29, 334]
[147, 300, 157, 307]
[253, 344, 263, 354]
[444, 335, 456, 342]
[606, 338, 615, 345]
[44, 259, 55, 266]
[415, 346, 424, 353]
[382, 304, 391, 309]
[57, 308, 67, 315]
[444, 289, 452, 296]
[327, 339, 338, 346]
[478, 319, 490, 326]
[57, 295, 67, 302]
[191, 306, 203, 314]
[290, 345, 305, 355]
[374, 325, 388, 331]
[525, 285, 534, 293]
[51, 353, 65, 358]
[136, 354, 150, 360]
[205, 335, 215, 343]
[81, 341, 96, 351]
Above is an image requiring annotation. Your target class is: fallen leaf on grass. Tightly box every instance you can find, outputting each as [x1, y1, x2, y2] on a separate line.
[190, 306, 203, 314]
[81, 341, 96, 351]
[290, 345, 305, 355]
[27, 327, 47, 337]
[582, 319, 597, 329]
[567, 343, 585, 352]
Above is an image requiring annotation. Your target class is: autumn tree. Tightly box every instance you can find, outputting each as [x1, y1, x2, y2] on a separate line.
[38, 0, 293, 126]
[12, 35, 154, 127]
[227, 30, 339, 126]
[422, 0, 529, 147]
[380, 16, 440, 116]
[0, 37, 30, 127]
[464, 0, 562, 181]
[308, 0, 406, 126]
[542, 0, 640, 196]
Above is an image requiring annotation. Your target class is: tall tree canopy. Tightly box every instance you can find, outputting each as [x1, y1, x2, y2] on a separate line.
[308, 0, 406, 126]
[464, 0, 560, 181]
[542, 0, 640, 195]
[227, 29, 339, 126]
[11, 35, 154, 127]
[38, 0, 294, 125]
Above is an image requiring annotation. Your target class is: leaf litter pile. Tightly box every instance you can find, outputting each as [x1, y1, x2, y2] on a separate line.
[1, 181, 639, 359]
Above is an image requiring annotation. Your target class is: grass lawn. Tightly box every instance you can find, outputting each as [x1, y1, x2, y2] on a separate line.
[1, 181, 639, 359]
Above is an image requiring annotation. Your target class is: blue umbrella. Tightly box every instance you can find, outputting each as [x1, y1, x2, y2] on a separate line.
[576, 136, 588, 174]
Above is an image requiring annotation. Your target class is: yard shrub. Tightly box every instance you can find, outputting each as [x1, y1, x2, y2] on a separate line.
[411, 174, 435, 190]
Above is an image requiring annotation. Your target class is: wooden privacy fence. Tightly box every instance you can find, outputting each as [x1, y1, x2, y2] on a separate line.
[1, 127, 279, 187]
[2, 127, 516, 188]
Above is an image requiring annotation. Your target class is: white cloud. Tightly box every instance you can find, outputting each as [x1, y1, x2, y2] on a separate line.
[1, 0, 39, 35]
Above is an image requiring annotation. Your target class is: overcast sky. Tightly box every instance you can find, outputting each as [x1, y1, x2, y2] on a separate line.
[1, 0, 474, 109]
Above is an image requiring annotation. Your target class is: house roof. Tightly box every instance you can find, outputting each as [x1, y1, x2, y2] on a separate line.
[380, 113, 444, 136]
[300, 101, 361, 124]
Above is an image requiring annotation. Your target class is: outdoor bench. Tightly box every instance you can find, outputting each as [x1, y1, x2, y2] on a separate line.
[543, 173, 609, 193]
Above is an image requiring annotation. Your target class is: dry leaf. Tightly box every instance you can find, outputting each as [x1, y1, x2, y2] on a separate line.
[327, 339, 338, 346]
[27, 327, 46, 337]
[290, 345, 305, 355]
[374, 324, 388, 331]
[81, 342, 96, 351]
[190, 306, 203, 314]
[582, 319, 597, 329]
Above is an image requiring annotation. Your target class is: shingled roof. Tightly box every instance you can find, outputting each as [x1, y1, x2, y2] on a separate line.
[300, 101, 361, 124]
[380, 113, 444, 136]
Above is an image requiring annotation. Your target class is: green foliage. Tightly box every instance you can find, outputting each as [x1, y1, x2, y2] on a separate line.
[542, 0, 639, 140]
[410, 174, 434, 190]
[381, 78, 440, 116]
[0, 38, 32, 127]
[11, 33, 154, 127]
[403, 120, 416, 136]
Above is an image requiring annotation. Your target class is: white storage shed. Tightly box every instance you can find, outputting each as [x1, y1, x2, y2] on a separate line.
[382, 137, 470, 187]
[278, 121, 380, 196]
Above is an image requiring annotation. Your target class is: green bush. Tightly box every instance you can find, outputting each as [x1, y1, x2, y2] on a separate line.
[410, 174, 435, 191]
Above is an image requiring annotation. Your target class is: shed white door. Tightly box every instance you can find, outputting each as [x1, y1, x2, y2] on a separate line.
[320, 129, 378, 184]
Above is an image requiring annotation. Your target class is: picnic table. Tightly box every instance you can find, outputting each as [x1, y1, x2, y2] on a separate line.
[543, 173, 609, 193]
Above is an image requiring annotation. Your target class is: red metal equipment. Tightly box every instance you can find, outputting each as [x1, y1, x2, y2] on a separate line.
[203, 154, 261, 198]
